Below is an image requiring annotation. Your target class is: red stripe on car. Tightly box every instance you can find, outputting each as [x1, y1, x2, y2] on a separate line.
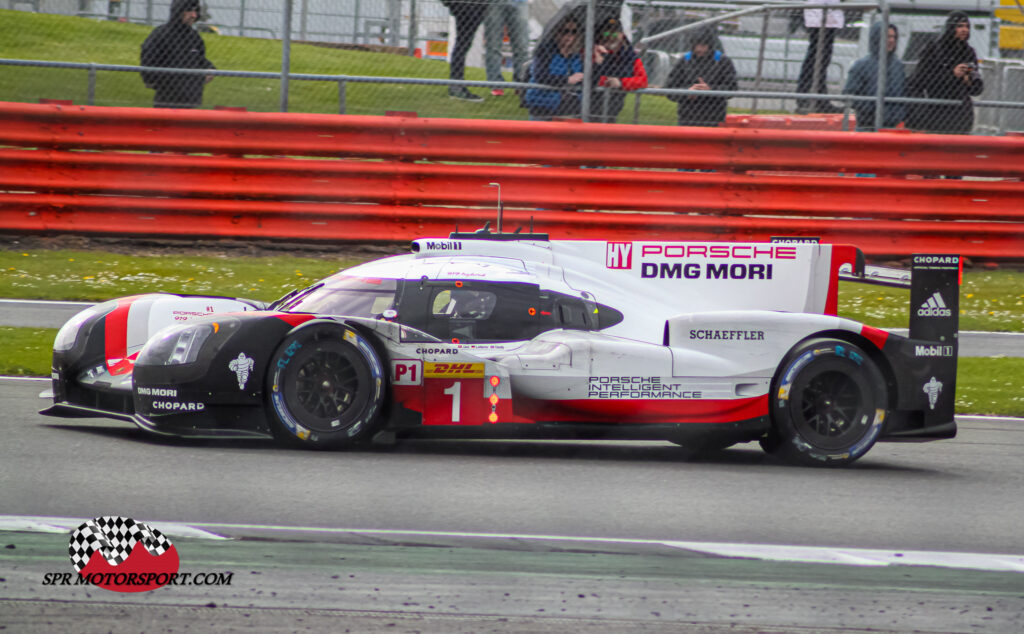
[275, 313, 316, 327]
[512, 395, 769, 424]
[860, 324, 890, 350]
[104, 297, 138, 375]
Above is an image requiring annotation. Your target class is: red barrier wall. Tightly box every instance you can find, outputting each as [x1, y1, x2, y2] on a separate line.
[1, 101, 1023, 258]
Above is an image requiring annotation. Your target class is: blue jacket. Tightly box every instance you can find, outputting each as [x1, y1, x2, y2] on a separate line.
[843, 22, 906, 131]
[524, 40, 583, 118]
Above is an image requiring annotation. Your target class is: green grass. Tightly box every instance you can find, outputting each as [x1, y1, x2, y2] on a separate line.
[7, 325, 1022, 416]
[1, 327, 57, 376]
[839, 270, 1024, 332]
[0, 9, 680, 123]
[0, 249, 360, 302]
[4, 249, 1023, 330]
[957, 358, 1024, 417]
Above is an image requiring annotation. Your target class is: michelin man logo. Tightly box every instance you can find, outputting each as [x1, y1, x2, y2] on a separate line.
[228, 352, 255, 390]
[922, 376, 943, 410]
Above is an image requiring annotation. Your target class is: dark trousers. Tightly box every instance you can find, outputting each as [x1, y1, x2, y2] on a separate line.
[448, 2, 489, 81]
[797, 27, 837, 106]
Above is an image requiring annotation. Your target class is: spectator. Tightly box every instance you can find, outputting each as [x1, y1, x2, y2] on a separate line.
[524, 18, 585, 120]
[441, 0, 493, 102]
[663, 28, 738, 127]
[796, 0, 844, 114]
[484, 0, 529, 97]
[907, 11, 983, 134]
[140, 0, 215, 109]
[843, 22, 906, 131]
[590, 17, 647, 123]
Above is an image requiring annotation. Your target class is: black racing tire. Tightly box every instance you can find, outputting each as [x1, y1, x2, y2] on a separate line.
[265, 323, 385, 449]
[767, 338, 888, 467]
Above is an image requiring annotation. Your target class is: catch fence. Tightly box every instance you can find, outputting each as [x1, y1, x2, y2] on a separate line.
[4, 2, 1024, 133]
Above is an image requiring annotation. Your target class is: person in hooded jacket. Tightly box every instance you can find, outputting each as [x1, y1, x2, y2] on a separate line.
[140, 0, 215, 108]
[590, 17, 647, 123]
[524, 18, 586, 120]
[663, 28, 738, 127]
[843, 22, 906, 131]
[907, 10, 983, 134]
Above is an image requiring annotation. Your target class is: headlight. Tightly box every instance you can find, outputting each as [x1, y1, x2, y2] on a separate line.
[54, 301, 116, 352]
[139, 323, 214, 366]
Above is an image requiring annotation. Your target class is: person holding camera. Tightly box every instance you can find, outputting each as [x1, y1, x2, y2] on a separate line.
[907, 10, 983, 134]
[140, 0, 215, 109]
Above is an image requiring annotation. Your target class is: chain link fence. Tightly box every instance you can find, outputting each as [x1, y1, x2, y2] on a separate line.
[2, 1, 1023, 133]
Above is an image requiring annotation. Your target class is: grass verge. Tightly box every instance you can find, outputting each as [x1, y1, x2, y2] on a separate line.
[7, 326, 1022, 416]
[1, 327, 57, 377]
[4, 249, 1023, 331]
[839, 270, 1024, 332]
[0, 249, 360, 303]
[0, 10, 683, 123]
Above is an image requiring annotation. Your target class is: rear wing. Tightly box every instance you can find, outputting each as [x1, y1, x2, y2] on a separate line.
[839, 263, 911, 289]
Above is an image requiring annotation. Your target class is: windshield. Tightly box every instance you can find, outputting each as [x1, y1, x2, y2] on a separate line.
[277, 276, 397, 317]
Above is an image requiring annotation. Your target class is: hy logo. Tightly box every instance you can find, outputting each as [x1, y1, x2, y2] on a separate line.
[922, 376, 943, 410]
[68, 516, 179, 593]
[606, 242, 632, 269]
[917, 292, 952, 318]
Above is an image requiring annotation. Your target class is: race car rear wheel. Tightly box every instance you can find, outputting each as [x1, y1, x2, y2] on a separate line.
[768, 338, 888, 467]
[266, 324, 385, 449]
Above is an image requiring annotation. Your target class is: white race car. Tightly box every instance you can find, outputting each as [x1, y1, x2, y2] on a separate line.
[42, 228, 961, 466]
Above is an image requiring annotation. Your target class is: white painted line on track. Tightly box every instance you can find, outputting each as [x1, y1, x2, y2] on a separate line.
[662, 541, 1024, 572]
[6, 372, 1024, 424]
[886, 328, 1024, 337]
[5, 516, 1016, 572]
[968, 415, 1024, 423]
[0, 515, 228, 540]
[6, 374, 1015, 424]
[0, 299, 93, 307]
[177, 527, 1024, 573]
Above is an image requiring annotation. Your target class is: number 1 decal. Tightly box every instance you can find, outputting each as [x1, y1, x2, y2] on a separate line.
[443, 381, 461, 422]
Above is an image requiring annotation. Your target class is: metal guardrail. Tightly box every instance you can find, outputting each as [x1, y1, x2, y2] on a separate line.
[2, 102, 1023, 257]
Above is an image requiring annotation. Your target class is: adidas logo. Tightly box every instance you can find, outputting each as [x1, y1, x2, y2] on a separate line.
[917, 291, 951, 317]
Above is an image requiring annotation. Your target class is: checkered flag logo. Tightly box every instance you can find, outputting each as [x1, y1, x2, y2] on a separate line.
[68, 516, 173, 573]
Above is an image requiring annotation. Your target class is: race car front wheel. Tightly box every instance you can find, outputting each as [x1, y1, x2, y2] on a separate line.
[266, 323, 385, 449]
[768, 338, 888, 467]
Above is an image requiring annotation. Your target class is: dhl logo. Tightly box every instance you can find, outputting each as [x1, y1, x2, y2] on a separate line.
[424, 362, 484, 378]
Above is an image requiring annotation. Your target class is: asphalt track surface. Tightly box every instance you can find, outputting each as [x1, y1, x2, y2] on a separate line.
[2, 377, 1023, 632]
[2, 302, 1023, 631]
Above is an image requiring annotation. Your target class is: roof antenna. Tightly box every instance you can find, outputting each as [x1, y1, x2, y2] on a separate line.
[487, 182, 503, 234]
